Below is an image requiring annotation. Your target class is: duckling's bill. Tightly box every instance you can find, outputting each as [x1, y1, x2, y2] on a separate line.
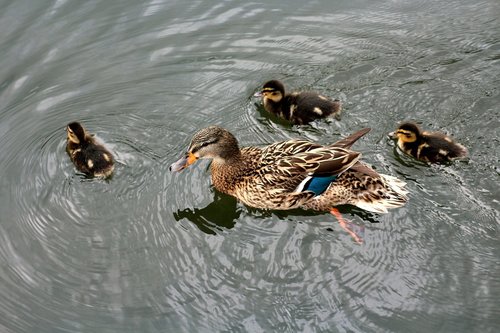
[170, 152, 197, 172]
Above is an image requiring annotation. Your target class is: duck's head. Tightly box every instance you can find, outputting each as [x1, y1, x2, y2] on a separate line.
[170, 126, 240, 172]
[390, 122, 421, 143]
[254, 80, 285, 103]
[66, 122, 87, 144]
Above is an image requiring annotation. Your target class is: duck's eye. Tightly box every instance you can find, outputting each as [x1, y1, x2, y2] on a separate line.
[193, 140, 213, 152]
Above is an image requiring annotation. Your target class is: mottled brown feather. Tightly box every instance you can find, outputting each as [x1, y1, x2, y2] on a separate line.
[172, 126, 408, 213]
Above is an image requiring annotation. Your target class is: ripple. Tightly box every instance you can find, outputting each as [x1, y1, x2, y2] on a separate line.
[0, 0, 499, 332]
[36, 90, 79, 112]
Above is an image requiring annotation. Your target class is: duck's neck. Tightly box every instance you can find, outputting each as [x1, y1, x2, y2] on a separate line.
[210, 152, 248, 195]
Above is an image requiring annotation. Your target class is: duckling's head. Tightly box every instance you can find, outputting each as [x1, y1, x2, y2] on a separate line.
[391, 122, 422, 143]
[170, 126, 240, 172]
[254, 80, 285, 103]
[66, 122, 87, 144]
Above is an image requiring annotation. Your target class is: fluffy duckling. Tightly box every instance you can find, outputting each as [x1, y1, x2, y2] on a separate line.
[66, 122, 114, 177]
[390, 122, 468, 163]
[254, 80, 342, 125]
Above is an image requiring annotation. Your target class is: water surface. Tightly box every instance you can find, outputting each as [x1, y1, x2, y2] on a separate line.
[0, 0, 499, 332]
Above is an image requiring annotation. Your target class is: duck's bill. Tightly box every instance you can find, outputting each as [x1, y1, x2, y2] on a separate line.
[253, 91, 263, 97]
[169, 153, 197, 172]
[388, 131, 396, 139]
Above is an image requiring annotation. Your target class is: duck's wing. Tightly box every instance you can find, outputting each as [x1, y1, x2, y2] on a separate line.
[328, 128, 378, 178]
[348, 162, 381, 178]
[330, 128, 371, 149]
[248, 140, 360, 196]
[276, 147, 361, 196]
[258, 139, 322, 161]
[254, 138, 360, 177]
[276, 147, 361, 177]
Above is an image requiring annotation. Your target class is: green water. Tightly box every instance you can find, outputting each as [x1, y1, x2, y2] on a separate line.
[0, 0, 499, 332]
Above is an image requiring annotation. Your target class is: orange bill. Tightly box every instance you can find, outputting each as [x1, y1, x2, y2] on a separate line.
[169, 152, 198, 172]
[186, 152, 197, 165]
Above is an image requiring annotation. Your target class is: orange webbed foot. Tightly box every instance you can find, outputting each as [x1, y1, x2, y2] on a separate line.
[330, 208, 364, 244]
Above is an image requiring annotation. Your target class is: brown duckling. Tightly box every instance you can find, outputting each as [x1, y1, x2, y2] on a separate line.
[390, 122, 468, 163]
[66, 122, 114, 177]
[254, 80, 342, 125]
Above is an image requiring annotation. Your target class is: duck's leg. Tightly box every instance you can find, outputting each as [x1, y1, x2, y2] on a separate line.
[330, 208, 364, 244]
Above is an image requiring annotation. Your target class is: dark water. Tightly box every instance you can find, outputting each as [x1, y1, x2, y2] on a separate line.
[0, 0, 499, 332]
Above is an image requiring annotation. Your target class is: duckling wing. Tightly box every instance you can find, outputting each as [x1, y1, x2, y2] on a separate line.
[70, 149, 92, 174]
[293, 93, 341, 121]
[79, 145, 114, 173]
[89, 145, 114, 168]
[425, 134, 468, 160]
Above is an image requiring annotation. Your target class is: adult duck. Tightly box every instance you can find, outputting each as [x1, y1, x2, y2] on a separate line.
[171, 126, 408, 243]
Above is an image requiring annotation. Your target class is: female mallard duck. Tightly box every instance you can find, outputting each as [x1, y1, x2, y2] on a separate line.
[254, 80, 342, 125]
[170, 126, 408, 243]
[66, 122, 114, 178]
[390, 122, 468, 163]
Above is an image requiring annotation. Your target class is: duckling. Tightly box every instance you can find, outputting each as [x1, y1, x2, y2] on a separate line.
[66, 122, 114, 177]
[390, 122, 468, 163]
[254, 80, 342, 125]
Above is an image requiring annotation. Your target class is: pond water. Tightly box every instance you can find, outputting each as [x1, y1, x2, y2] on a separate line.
[0, 0, 499, 332]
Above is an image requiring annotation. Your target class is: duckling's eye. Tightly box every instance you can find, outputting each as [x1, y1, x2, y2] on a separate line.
[262, 89, 277, 96]
[396, 130, 411, 137]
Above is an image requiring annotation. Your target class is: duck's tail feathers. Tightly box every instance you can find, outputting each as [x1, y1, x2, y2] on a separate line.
[354, 174, 409, 214]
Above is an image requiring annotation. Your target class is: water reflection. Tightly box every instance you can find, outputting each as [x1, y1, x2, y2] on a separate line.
[0, 0, 498, 331]
[173, 191, 240, 234]
[175, 185, 380, 240]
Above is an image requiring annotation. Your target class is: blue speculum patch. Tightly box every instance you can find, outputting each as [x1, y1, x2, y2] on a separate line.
[303, 175, 337, 196]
